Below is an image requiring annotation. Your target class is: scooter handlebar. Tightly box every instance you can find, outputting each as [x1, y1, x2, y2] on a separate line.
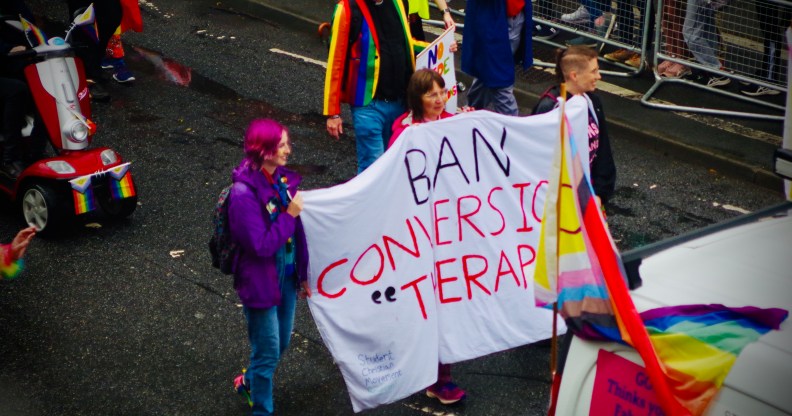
[7, 48, 38, 59]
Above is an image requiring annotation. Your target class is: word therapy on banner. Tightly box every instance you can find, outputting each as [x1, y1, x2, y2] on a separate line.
[301, 99, 590, 411]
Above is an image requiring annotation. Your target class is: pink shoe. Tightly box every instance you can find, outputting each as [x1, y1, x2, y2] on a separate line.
[426, 382, 466, 405]
[656, 60, 672, 74]
[662, 62, 691, 78]
[233, 373, 252, 408]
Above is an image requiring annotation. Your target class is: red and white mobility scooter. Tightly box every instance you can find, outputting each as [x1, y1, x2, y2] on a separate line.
[1, 5, 137, 236]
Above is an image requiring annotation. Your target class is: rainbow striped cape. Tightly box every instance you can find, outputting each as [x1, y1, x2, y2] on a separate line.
[533, 96, 788, 416]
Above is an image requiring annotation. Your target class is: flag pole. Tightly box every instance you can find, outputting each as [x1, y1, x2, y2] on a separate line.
[546, 83, 567, 416]
[550, 82, 567, 375]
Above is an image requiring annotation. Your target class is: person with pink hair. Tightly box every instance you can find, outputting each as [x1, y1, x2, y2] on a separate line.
[227, 119, 311, 415]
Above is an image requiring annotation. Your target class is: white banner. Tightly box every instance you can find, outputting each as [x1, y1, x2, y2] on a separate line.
[416, 26, 458, 113]
[302, 98, 589, 412]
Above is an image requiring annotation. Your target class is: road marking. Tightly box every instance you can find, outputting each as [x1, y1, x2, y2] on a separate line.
[270, 48, 327, 68]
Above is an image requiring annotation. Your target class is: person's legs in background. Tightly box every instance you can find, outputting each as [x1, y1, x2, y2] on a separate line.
[741, 0, 791, 96]
[658, 0, 693, 77]
[683, 0, 729, 87]
[103, 27, 136, 83]
[351, 99, 405, 173]
[683, 0, 720, 69]
[492, 86, 519, 116]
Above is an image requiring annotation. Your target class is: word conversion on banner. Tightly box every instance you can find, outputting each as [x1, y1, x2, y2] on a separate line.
[301, 99, 589, 412]
[416, 26, 458, 113]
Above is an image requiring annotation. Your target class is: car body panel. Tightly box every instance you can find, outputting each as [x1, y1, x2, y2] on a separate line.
[556, 208, 792, 416]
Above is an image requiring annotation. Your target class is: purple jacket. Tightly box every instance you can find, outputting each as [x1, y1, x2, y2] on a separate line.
[228, 162, 308, 308]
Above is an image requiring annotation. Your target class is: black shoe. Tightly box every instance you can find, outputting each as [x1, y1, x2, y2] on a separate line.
[533, 24, 559, 40]
[88, 81, 111, 102]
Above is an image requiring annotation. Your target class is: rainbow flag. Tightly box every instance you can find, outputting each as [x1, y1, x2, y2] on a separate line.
[20, 16, 47, 47]
[70, 175, 96, 215]
[641, 304, 788, 415]
[108, 163, 136, 199]
[533, 95, 788, 416]
[1, 245, 24, 280]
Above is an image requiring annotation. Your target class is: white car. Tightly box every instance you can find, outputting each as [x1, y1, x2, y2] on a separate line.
[555, 201, 792, 416]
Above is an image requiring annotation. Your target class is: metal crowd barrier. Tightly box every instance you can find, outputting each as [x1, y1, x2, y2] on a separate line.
[424, 0, 789, 121]
[642, 0, 791, 120]
[436, 0, 656, 77]
[532, 0, 654, 77]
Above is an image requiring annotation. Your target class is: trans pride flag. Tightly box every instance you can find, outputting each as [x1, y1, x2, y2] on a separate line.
[533, 94, 788, 416]
[108, 163, 136, 199]
[70, 175, 96, 215]
[73, 4, 99, 43]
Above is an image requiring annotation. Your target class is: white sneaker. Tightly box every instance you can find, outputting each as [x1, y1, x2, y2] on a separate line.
[561, 5, 591, 23]
[740, 85, 781, 96]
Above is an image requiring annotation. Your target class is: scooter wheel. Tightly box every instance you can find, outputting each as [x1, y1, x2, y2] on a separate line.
[20, 182, 68, 236]
[99, 195, 137, 220]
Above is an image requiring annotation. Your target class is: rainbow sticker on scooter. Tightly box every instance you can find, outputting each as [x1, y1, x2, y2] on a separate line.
[108, 162, 136, 200]
[69, 175, 96, 215]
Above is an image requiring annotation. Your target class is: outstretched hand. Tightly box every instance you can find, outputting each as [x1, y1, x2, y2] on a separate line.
[10, 227, 36, 261]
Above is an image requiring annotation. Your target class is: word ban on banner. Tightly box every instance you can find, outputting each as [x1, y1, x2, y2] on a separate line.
[416, 26, 458, 113]
[301, 99, 590, 412]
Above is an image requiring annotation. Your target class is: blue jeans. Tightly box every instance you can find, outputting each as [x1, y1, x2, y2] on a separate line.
[351, 98, 405, 173]
[466, 13, 521, 117]
[243, 278, 297, 416]
[683, 0, 720, 69]
[467, 81, 519, 116]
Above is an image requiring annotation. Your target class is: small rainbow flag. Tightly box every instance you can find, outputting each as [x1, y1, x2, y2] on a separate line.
[74, 4, 99, 43]
[642, 304, 788, 415]
[1, 245, 24, 280]
[108, 163, 136, 199]
[20, 16, 47, 47]
[70, 175, 96, 215]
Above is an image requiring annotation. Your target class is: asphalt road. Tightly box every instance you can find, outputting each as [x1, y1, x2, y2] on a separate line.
[0, 1, 786, 415]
